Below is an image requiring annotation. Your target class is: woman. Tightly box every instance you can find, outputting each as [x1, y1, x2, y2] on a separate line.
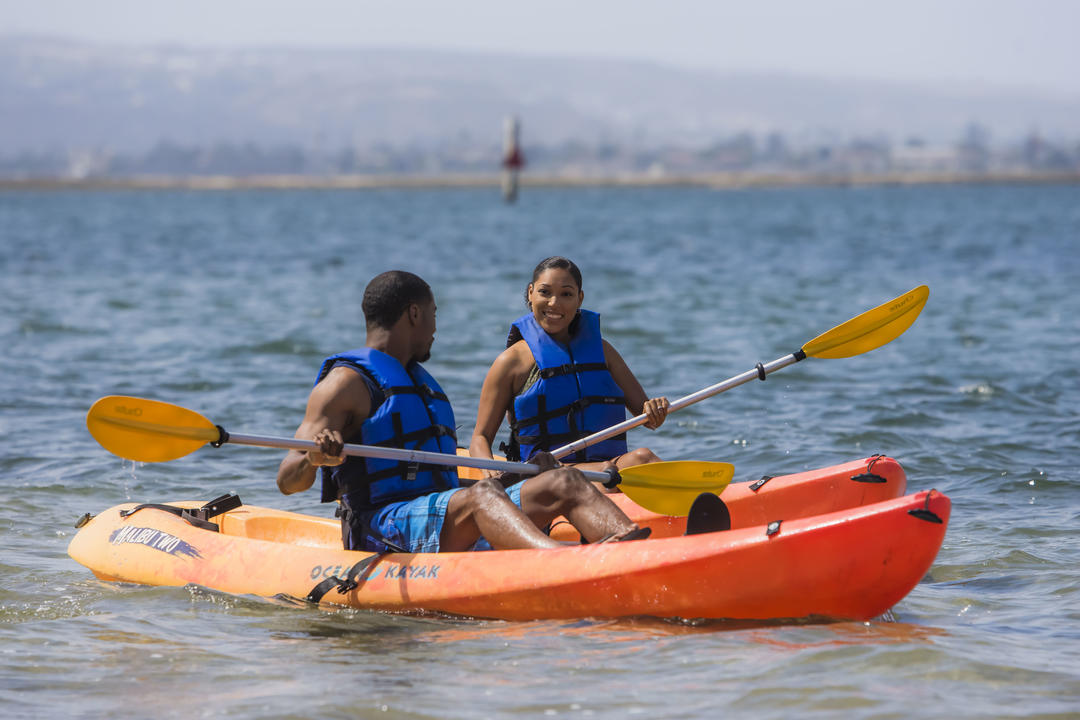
[470, 256, 670, 483]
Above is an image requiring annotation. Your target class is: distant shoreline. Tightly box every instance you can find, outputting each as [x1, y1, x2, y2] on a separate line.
[1, 171, 1078, 191]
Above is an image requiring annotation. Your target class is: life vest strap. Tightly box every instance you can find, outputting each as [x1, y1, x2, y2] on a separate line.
[539, 361, 609, 380]
[511, 392, 626, 463]
[336, 415, 455, 502]
[367, 423, 457, 448]
[509, 395, 623, 430]
[514, 431, 628, 451]
[361, 461, 457, 484]
[383, 384, 449, 403]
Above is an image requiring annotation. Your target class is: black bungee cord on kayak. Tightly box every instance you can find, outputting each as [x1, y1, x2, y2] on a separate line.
[908, 491, 945, 524]
[851, 454, 889, 483]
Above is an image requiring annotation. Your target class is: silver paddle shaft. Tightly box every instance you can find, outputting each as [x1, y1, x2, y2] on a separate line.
[550, 351, 804, 460]
[223, 431, 614, 482]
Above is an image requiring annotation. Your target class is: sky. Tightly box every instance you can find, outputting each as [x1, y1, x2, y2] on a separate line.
[2, 0, 1079, 96]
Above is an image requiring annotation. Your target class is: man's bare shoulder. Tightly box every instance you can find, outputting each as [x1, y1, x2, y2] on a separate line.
[311, 365, 372, 410]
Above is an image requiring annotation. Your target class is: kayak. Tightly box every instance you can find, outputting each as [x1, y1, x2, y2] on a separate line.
[67, 458, 947, 622]
[68, 490, 948, 621]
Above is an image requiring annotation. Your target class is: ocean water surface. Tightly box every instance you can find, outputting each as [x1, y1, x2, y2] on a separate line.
[1, 184, 1078, 717]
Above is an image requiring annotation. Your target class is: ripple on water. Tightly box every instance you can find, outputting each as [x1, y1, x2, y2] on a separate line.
[3, 185, 1080, 718]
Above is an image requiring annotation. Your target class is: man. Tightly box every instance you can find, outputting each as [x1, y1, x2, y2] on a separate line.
[276, 270, 648, 553]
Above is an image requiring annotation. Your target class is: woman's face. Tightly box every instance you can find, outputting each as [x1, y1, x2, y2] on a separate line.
[527, 268, 583, 338]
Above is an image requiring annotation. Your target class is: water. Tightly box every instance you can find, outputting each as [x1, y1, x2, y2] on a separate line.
[2, 184, 1079, 717]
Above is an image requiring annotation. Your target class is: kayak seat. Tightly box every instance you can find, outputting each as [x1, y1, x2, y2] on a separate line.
[685, 493, 731, 535]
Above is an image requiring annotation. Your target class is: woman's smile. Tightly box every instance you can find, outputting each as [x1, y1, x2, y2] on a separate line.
[528, 268, 583, 340]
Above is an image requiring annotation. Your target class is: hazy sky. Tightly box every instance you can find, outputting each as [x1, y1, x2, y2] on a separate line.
[3, 0, 1078, 95]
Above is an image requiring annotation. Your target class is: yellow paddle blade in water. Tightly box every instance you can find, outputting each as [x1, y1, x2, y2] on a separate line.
[86, 395, 221, 462]
[617, 461, 734, 516]
[802, 285, 929, 359]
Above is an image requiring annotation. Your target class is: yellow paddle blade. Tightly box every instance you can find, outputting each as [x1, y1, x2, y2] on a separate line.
[617, 461, 734, 516]
[87, 395, 220, 462]
[802, 285, 929, 359]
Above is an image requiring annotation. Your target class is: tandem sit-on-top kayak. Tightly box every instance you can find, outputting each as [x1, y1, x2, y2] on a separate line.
[70, 287, 940, 621]
[67, 456, 948, 622]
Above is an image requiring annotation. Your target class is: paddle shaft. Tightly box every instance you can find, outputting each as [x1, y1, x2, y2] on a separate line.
[223, 430, 616, 483]
[549, 286, 926, 460]
[551, 351, 804, 460]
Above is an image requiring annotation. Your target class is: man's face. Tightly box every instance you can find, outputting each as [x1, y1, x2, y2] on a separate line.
[414, 297, 437, 362]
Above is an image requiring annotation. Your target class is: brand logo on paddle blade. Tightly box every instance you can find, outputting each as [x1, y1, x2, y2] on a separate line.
[109, 526, 202, 558]
[890, 295, 914, 312]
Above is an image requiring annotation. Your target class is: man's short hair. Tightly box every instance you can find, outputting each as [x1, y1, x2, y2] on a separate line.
[362, 271, 433, 330]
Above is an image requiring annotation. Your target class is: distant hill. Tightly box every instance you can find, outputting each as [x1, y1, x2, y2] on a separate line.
[2, 34, 1078, 156]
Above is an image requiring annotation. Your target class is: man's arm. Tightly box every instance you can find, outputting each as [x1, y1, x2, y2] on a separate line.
[276, 367, 371, 495]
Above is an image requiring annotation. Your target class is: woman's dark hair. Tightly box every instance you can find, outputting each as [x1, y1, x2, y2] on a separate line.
[362, 270, 433, 330]
[525, 256, 582, 305]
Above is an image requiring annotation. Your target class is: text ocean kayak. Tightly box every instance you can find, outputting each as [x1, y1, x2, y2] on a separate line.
[68, 459, 946, 622]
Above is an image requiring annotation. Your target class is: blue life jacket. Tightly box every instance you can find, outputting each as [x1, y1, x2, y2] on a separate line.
[315, 347, 459, 511]
[505, 310, 627, 462]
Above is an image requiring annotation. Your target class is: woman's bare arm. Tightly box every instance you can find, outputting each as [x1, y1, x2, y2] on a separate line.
[470, 344, 530, 474]
[603, 340, 669, 429]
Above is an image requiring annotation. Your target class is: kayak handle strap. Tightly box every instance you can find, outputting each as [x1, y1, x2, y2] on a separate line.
[306, 552, 386, 604]
[118, 493, 243, 533]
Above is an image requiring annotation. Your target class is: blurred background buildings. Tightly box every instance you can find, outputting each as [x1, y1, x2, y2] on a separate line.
[1, 24, 1077, 184]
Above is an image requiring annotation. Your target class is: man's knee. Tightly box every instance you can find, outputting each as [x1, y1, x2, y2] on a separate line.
[463, 476, 509, 504]
[538, 467, 596, 502]
[627, 447, 661, 465]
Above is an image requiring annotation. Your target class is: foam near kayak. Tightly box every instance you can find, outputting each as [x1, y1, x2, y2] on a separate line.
[67, 458, 946, 622]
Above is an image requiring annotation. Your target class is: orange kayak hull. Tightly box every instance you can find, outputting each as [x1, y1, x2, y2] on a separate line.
[68, 486, 948, 622]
